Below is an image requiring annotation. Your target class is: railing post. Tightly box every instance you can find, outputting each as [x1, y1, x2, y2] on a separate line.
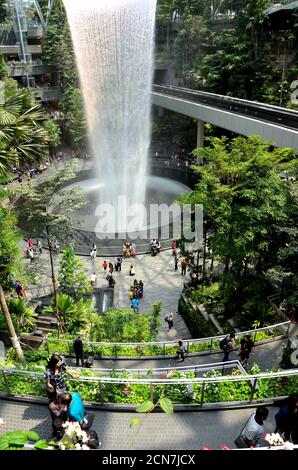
[163, 343, 166, 358]
[250, 378, 258, 403]
[200, 381, 205, 407]
[253, 330, 257, 343]
[1, 371, 11, 395]
[113, 345, 118, 359]
[210, 339, 213, 352]
[150, 383, 154, 402]
[99, 382, 104, 405]
[286, 322, 291, 337]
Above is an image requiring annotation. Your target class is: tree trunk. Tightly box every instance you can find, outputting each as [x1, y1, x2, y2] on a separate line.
[0, 285, 26, 363]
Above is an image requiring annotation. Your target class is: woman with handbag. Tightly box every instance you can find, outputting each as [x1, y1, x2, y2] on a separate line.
[44, 354, 79, 402]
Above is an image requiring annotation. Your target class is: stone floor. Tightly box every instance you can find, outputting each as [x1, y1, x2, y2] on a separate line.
[0, 399, 276, 450]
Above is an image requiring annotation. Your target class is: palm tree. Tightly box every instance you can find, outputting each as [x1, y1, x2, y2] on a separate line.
[8, 298, 37, 333]
[0, 79, 49, 176]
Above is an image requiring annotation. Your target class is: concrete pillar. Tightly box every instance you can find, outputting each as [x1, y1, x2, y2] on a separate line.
[196, 119, 204, 148]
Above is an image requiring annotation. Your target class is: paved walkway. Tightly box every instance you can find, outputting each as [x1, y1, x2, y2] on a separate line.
[24, 248, 191, 340]
[0, 399, 277, 449]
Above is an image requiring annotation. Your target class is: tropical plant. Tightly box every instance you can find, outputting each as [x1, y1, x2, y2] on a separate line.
[16, 159, 86, 240]
[0, 79, 49, 176]
[58, 248, 92, 300]
[7, 298, 37, 333]
[43, 294, 91, 333]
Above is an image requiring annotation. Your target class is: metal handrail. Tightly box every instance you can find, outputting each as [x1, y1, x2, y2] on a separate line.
[1, 366, 298, 384]
[44, 319, 290, 348]
[68, 360, 247, 376]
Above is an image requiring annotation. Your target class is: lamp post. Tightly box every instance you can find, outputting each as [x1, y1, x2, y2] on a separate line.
[46, 224, 61, 336]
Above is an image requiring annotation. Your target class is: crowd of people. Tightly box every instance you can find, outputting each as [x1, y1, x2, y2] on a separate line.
[122, 242, 137, 258]
[44, 354, 99, 448]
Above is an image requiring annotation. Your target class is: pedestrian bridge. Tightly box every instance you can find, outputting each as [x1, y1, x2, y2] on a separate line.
[152, 85, 298, 149]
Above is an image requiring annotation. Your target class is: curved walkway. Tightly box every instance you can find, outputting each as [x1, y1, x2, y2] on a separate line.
[0, 398, 277, 449]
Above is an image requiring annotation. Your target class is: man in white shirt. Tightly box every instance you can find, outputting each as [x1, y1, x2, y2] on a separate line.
[90, 272, 97, 286]
[241, 406, 269, 447]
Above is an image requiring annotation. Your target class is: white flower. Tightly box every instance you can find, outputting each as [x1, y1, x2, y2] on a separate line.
[0, 418, 5, 425]
[81, 432, 89, 443]
[81, 445, 90, 450]
[58, 443, 66, 450]
[75, 443, 82, 450]
[284, 441, 294, 450]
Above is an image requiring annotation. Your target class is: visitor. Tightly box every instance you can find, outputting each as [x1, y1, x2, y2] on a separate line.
[175, 339, 186, 362]
[102, 260, 108, 273]
[181, 258, 188, 276]
[138, 280, 144, 298]
[115, 256, 122, 272]
[171, 241, 177, 255]
[90, 272, 97, 287]
[131, 242, 137, 258]
[48, 396, 68, 438]
[92, 243, 97, 258]
[108, 276, 115, 288]
[28, 248, 35, 263]
[16, 281, 25, 298]
[239, 335, 254, 367]
[61, 392, 95, 430]
[235, 406, 269, 448]
[129, 286, 134, 300]
[27, 238, 33, 250]
[156, 240, 161, 253]
[131, 296, 139, 313]
[109, 262, 114, 274]
[73, 336, 84, 367]
[37, 240, 42, 254]
[220, 333, 236, 362]
[129, 264, 135, 276]
[289, 305, 298, 324]
[174, 255, 179, 271]
[274, 394, 298, 440]
[44, 354, 78, 402]
[165, 312, 174, 331]
[90, 248, 95, 260]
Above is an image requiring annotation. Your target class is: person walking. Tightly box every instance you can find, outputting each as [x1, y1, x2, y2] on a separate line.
[92, 243, 97, 258]
[131, 296, 139, 313]
[235, 406, 269, 448]
[174, 255, 179, 271]
[37, 240, 42, 254]
[90, 272, 97, 287]
[102, 260, 108, 273]
[171, 241, 177, 255]
[175, 339, 186, 362]
[239, 335, 254, 367]
[274, 394, 298, 440]
[73, 336, 84, 367]
[220, 333, 235, 362]
[165, 312, 174, 330]
[181, 258, 188, 275]
[109, 262, 114, 274]
[108, 276, 115, 288]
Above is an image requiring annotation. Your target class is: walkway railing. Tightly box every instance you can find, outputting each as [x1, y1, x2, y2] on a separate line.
[1, 367, 297, 406]
[43, 320, 290, 358]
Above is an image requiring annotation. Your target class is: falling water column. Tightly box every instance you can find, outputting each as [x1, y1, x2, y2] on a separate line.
[64, 0, 157, 233]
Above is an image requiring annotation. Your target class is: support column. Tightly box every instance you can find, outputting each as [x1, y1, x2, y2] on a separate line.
[196, 119, 204, 148]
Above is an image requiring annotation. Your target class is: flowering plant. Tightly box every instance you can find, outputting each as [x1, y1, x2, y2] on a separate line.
[263, 433, 295, 450]
[56, 421, 90, 450]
